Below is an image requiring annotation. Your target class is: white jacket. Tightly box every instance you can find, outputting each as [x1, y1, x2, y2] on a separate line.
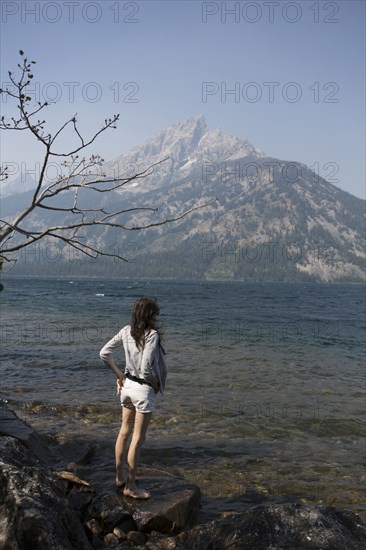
[100, 325, 168, 395]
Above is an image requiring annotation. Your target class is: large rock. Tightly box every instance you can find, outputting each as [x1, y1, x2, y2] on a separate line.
[86, 467, 201, 535]
[0, 435, 93, 550]
[178, 503, 366, 550]
[127, 468, 201, 534]
[0, 404, 52, 463]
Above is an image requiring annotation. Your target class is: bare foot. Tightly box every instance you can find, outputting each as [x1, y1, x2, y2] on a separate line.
[115, 479, 125, 488]
[123, 487, 151, 499]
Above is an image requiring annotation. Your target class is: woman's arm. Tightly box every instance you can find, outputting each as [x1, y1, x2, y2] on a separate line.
[99, 329, 125, 384]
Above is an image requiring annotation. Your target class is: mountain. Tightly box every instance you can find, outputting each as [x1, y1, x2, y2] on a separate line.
[104, 114, 265, 191]
[1, 115, 365, 282]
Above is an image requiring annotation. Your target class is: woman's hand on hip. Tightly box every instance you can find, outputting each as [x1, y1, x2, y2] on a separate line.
[116, 378, 124, 395]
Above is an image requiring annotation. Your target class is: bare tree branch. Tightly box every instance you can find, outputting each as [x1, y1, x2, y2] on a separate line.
[0, 166, 9, 182]
[0, 198, 217, 256]
[0, 51, 214, 268]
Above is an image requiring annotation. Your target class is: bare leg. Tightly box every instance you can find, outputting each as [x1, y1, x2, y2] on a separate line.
[124, 411, 152, 499]
[115, 406, 135, 486]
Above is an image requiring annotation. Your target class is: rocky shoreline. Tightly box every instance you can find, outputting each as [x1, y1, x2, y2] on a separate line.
[1, 404, 365, 549]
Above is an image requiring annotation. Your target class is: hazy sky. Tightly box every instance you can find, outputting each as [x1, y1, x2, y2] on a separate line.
[1, 0, 365, 198]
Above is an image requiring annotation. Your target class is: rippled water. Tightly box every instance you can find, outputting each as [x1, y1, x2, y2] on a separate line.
[1, 276, 365, 521]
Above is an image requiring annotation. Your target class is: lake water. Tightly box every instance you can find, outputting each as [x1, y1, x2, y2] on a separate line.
[1, 276, 365, 521]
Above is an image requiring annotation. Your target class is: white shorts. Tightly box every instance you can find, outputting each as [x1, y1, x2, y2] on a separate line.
[120, 378, 156, 413]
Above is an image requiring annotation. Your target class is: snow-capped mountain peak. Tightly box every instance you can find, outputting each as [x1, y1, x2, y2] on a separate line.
[105, 115, 264, 189]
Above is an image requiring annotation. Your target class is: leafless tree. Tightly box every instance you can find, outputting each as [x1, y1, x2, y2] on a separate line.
[0, 51, 214, 269]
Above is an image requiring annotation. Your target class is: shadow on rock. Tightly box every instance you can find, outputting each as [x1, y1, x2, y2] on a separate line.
[178, 503, 366, 550]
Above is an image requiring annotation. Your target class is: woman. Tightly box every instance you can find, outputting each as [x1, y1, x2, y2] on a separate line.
[100, 297, 167, 499]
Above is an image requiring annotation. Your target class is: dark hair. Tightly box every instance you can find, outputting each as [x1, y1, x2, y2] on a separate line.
[130, 297, 161, 350]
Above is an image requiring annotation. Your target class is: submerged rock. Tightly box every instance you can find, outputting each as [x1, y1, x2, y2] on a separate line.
[178, 503, 366, 550]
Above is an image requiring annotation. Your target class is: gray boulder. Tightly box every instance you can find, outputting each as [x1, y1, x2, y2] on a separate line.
[0, 404, 52, 463]
[86, 467, 201, 535]
[0, 435, 93, 550]
[178, 503, 366, 550]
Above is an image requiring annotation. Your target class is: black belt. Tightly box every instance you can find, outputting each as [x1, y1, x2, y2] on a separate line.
[125, 372, 152, 387]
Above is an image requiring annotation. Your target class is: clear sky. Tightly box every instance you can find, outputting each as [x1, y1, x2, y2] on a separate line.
[1, 0, 365, 198]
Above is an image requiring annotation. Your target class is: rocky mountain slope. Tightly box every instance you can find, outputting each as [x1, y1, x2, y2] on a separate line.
[2, 115, 365, 282]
